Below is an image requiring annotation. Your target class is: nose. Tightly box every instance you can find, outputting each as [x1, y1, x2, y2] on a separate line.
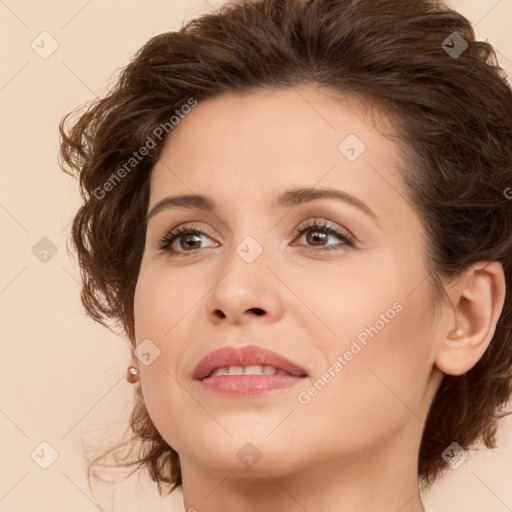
[204, 248, 285, 327]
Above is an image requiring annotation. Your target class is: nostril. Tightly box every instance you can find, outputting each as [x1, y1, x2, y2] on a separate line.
[250, 308, 265, 316]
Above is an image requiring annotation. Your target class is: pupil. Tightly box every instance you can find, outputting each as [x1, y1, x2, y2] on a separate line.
[309, 231, 326, 245]
[183, 234, 200, 249]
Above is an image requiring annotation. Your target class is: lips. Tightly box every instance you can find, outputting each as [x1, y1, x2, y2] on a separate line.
[192, 345, 309, 381]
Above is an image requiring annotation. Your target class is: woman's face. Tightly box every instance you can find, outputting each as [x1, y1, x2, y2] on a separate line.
[133, 85, 443, 479]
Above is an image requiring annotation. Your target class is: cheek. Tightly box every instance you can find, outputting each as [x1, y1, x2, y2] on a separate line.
[133, 267, 191, 371]
[133, 261, 192, 338]
[133, 262, 218, 450]
[296, 282, 435, 449]
[290, 255, 435, 433]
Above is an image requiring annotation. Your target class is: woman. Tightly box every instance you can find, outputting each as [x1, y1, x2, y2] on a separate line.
[59, 0, 512, 510]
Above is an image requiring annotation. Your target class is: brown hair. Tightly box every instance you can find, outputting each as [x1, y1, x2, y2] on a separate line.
[59, 0, 512, 493]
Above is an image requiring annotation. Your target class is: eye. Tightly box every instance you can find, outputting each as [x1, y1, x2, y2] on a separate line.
[291, 219, 355, 252]
[156, 222, 218, 256]
[155, 219, 355, 257]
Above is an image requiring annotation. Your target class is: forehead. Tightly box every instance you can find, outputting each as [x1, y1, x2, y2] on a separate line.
[149, 85, 407, 220]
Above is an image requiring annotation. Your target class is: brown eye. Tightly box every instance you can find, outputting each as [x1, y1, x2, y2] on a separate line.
[156, 223, 218, 255]
[292, 219, 355, 251]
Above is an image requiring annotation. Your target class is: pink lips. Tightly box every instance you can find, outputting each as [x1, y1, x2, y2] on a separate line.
[193, 345, 309, 397]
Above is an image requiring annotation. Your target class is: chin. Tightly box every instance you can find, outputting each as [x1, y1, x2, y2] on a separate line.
[179, 425, 299, 472]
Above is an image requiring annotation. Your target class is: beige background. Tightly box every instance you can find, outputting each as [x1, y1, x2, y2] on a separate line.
[1, 1, 511, 511]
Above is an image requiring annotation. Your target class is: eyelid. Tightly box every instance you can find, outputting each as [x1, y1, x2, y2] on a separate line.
[294, 217, 355, 241]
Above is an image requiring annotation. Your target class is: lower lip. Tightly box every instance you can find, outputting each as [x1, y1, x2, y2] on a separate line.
[197, 374, 307, 397]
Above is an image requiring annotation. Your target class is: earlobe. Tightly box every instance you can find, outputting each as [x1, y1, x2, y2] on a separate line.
[127, 365, 140, 383]
[434, 261, 506, 376]
[127, 352, 140, 384]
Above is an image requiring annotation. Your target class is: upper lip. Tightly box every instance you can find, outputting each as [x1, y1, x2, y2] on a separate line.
[193, 344, 309, 380]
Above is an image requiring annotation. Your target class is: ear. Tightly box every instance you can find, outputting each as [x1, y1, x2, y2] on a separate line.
[434, 261, 506, 376]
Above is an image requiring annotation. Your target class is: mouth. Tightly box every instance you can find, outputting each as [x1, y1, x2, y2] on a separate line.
[193, 344, 309, 396]
[204, 364, 305, 378]
[193, 344, 309, 380]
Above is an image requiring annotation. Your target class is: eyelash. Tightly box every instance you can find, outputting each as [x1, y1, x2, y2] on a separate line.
[156, 219, 355, 257]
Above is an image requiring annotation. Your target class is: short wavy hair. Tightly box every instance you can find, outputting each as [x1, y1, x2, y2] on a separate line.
[59, 0, 512, 494]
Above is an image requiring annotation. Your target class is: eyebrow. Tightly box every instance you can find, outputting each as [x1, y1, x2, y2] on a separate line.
[147, 186, 379, 222]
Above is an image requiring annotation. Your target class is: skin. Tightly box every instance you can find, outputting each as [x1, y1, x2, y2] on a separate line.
[131, 84, 505, 512]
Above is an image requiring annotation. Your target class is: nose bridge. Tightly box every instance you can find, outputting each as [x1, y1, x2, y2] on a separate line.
[224, 207, 274, 263]
[204, 219, 284, 324]
[223, 226, 270, 285]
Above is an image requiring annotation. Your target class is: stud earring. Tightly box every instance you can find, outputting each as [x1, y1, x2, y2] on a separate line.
[127, 366, 139, 383]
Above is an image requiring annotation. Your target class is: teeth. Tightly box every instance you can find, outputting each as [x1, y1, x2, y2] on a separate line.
[244, 365, 264, 375]
[209, 365, 291, 377]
